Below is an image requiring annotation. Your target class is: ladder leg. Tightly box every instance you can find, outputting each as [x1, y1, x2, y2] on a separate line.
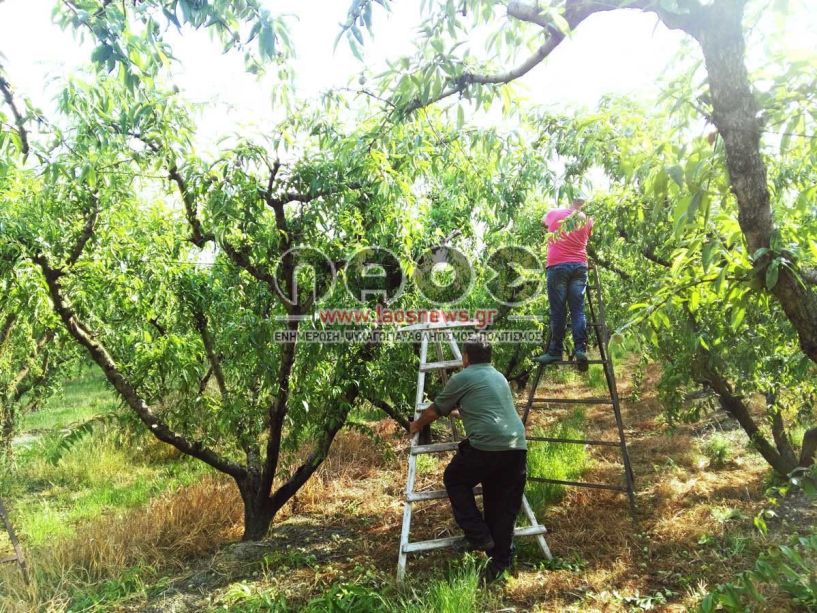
[520, 494, 552, 560]
[522, 363, 544, 425]
[587, 270, 636, 509]
[399, 334, 430, 581]
[397, 453, 418, 582]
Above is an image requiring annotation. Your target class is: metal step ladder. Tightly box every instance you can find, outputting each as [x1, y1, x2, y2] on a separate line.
[0, 497, 30, 585]
[522, 265, 636, 509]
[397, 319, 552, 582]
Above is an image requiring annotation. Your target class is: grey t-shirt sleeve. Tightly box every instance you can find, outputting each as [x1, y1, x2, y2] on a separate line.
[433, 372, 469, 416]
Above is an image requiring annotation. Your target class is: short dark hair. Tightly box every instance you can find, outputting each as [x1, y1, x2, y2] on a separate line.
[464, 333, 491, 364]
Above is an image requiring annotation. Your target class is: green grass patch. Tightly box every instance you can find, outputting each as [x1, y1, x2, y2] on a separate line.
[3, 372, 209, 547]
[525, 409, 588, 511]
[21, 369, 119, 433]
[586, 364, 608, 392]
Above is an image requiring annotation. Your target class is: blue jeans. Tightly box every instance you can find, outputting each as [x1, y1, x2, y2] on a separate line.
[546, 263, 588, 355]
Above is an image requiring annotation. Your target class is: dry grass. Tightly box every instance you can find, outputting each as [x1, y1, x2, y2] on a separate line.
[0, 475, 242, 611]
[286, 424, 403, 520]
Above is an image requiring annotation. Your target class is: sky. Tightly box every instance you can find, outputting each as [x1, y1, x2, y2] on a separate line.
[0, 2, 687, 140]
[0, 1, 813, 150]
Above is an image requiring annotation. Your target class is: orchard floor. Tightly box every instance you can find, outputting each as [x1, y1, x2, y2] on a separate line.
[2, 363, 815, 612]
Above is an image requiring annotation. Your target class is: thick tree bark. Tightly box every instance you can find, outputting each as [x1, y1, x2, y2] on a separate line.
[768, 394, 799, 468]
[682, 1, 817, 363]
[800, 428, 817, 468]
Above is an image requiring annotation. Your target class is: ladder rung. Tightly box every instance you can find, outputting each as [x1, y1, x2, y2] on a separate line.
[402, 525, 549, 554]
[0, 555, 19, 564]
[410, 441, 459, 455]
[529, 397, 612, 405]
[420, 360, 463, 372]
[416, 402, 431, 411]
[528, 476, 628, 492]
[526, 436, 620, 447]
[407, 486, 482, 502]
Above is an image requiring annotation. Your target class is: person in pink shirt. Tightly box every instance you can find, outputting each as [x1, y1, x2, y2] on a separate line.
[533, 198, 593, 370]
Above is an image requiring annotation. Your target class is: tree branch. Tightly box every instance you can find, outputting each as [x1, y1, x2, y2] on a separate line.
[32, 253, 247, 480]
[588, 246, 632, 280]
[616, 227, 672, 267]
[767, 391, 798, 467]
[0, 73, 29, 156]
[366, 395, 410, 431]
[800, 427, 817, 468]
[268, 338, 381, 513]
[167, 163, 214, 248]
[402, 0, 694, 114]
[191, 307, 228, 401]
[0, 314, 16, 354]
[258, 320, 298, 499]
[66, 196, 100, 267]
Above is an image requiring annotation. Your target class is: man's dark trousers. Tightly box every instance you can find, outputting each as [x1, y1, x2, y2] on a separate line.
[443, 439, 527, 573]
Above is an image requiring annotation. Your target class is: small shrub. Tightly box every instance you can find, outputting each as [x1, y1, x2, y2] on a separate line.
[703, 435, 732, 469]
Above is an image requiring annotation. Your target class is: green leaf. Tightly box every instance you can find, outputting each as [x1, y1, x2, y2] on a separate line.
[259, 23, 276, 59]
[765, 258, 780, 290]
[668, 165, 684, 187]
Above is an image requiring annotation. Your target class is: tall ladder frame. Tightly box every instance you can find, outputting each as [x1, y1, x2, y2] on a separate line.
[0, 497, 30, 585]
[522, 265, 636, 509]
[397, 319, 552, 582]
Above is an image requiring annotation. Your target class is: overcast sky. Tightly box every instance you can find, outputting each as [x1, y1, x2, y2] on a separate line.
[0, 1, 812, 150]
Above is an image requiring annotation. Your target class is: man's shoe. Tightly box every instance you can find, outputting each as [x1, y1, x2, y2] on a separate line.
[455, 536, 495, 554]
[480, 564, 509, 586]
[574, 349, 589, 372]
[533, 352, 562, 365]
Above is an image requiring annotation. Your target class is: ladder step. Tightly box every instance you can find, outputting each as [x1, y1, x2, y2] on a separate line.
[0, 555, 19, 564]
[403, 525, 549, 554]
[420, 360, 463, 372]
[529, 397, 612, 405]
[527, 436, 620, 447]
[407, 486, 482, 502]
[410, 441, 459, 455]
[528, 476, 628, 492]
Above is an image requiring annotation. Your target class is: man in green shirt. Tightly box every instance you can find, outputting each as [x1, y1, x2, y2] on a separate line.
[409, 333, 527, 580]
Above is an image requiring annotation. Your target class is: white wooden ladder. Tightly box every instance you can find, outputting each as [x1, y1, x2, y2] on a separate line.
[396, 320, 552, 581]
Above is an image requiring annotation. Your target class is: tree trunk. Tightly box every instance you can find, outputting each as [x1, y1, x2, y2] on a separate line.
[800, 428, 817, 468]
[690, 1, 817, 363]
[0, 402, 14, 463]
[237, 474, 276, 541]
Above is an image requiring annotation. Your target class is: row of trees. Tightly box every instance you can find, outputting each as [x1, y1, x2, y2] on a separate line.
[1, 0, 815, 540]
